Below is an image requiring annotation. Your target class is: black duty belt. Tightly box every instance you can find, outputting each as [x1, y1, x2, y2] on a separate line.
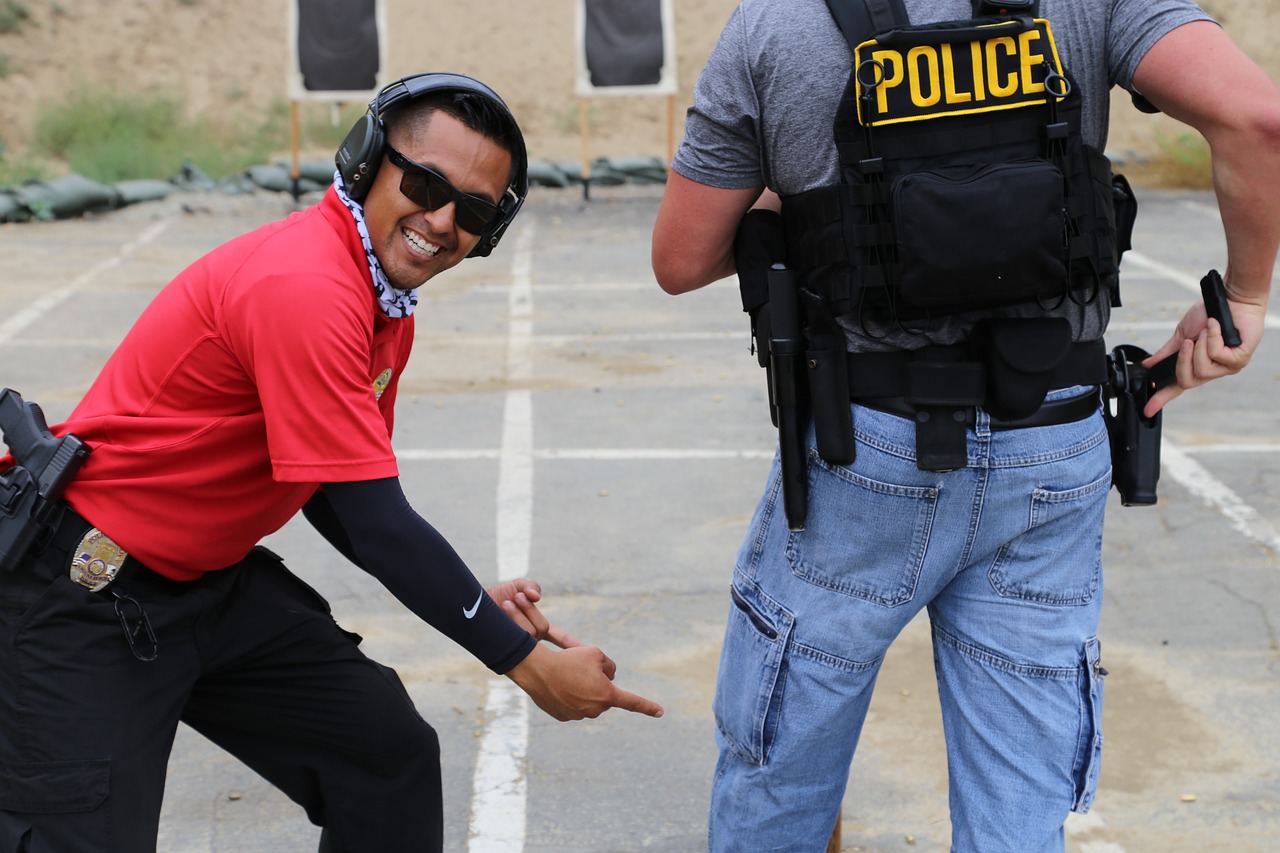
[846, 339, 1107, 400]
[857, 389, 1100, 431]
[40, 504, 147, 592]
[844, 339, 1107, 470]
[36, 504, 163, 662]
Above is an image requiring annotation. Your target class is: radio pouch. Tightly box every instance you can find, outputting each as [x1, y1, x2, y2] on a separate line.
[893, 160, 1069, 311]
[977, 317, 1072, 420]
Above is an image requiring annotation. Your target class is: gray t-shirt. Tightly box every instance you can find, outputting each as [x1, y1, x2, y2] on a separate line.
[674, 0, 1214, 350]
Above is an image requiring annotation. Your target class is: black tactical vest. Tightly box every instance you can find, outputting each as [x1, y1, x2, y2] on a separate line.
[782, 0, 1133, 326]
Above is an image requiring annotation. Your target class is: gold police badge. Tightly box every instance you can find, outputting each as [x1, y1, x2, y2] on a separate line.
[69, 527, 129, 592]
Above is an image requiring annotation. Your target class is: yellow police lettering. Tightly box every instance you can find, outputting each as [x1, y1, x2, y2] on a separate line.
[969, 41, 987, 101]
[1018, 29, 1046, 95]
[985, 36, 1019, 98]
[907, 46, 942, 108]
[856, 20, 1064, 125]
[942, 45, 973, 105]
[872, 48, 906, 115]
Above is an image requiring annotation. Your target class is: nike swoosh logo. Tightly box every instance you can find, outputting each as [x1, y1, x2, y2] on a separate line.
[463, 592, 484, 620]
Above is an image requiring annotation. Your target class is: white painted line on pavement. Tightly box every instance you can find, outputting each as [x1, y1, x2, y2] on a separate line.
[538, 448, 774, 461]
[1124, 251, 1280, 330]
[1124, 251, 1204, 297]
[1182, 443, 1280, 454]
[1179, 199, 1221, 220]
[467, 224, 536, 852]
[475, 280, 655, 294]
[0, 219, 170, 345]
[397, 448, 774, 462]
[1065, 810, 1126, 852]
[1162, 443, 1280, 558]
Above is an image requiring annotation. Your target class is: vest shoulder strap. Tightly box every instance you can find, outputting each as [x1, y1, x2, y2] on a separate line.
[823, 0, 909, 54]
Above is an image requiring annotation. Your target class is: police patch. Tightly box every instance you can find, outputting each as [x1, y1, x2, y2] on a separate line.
[373, 368, 392, 400]
[854, 18, 1066, 127]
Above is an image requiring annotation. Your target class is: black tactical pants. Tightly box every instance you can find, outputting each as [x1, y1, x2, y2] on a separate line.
[0, 515, 442, 853]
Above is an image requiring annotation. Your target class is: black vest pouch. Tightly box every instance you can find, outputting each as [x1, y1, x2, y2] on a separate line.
[977, 316, 1072, 420]
[892, 159, 1067, 311]
[801, 289, 855, 465]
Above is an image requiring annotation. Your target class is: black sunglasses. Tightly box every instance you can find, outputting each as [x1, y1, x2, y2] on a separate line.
[384, 143, 506, 235]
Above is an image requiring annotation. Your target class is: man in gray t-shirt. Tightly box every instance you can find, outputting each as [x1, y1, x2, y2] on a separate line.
[653, 1, 1280, 850]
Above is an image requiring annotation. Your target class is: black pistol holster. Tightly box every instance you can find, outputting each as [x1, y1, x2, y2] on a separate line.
[1103, 345, 1162, 506]
[0, 388, 92, 573]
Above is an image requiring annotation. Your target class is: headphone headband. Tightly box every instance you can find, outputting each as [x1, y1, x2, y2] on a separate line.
[335, 72, 528, 258]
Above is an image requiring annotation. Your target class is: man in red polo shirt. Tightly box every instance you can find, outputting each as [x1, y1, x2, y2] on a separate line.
[0, 73, 661, 853]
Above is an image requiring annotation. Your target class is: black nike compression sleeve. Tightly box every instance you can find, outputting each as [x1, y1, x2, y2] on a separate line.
[319, 478, 537, 674]
[301, 488, 364, 568]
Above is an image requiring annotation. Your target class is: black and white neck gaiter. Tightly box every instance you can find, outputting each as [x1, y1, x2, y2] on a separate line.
[333, 169, 418, 319]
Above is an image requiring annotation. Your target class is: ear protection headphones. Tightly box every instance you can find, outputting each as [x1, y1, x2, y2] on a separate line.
[335, 72, 529, 258]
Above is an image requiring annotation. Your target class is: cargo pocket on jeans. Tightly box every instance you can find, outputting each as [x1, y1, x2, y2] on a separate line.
[1072, 638, 1106, 813]
[0, 758, 110, 813]
[713, 582, 794, 766]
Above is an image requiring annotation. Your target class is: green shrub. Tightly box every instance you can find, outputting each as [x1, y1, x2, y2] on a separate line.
[0, 0, 28, 35]
[1153, 130, 1213, 189]
[33, 88, 290, 183]
[0, 150, 51, 185]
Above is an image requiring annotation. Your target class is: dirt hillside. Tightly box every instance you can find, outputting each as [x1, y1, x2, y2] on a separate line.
[0, 0, 1274, 175]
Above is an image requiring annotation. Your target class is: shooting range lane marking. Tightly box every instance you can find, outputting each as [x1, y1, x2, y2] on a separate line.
[1182, 443, 1280, 454]
[397, 448, 776, 462]
[1162, 442, 1280, 558]
[467, 224, 536, 853]
[475, 280, 656, 294]
[0, 219, 171, 346]
[1125, 251, 1280, 331]
[1065, 810, 1127, 852]
[1179, 198, 1222, 220]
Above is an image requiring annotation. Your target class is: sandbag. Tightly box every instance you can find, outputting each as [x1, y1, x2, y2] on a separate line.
[12, 174, 120, 219]
[278, 160, 337, 185]
[528, 160, 572, 188]
[0, 191, 26, 222]
[600, 155, 667, 184]
[113, 179, 174, 206]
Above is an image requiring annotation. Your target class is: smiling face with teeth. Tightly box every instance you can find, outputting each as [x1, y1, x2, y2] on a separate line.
[362, 109, 513, 290]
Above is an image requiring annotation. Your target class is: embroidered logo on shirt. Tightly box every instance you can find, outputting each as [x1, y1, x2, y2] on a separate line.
[373, 368, 392, 400]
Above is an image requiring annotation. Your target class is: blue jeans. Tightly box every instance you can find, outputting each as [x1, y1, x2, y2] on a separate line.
[709, 388, 1111, 853]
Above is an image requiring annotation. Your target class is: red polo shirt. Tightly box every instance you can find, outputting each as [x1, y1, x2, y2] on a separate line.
[55, 188, 415, 580]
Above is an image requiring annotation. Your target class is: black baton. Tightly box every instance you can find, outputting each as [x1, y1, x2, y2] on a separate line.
[767, 264, 809, 531]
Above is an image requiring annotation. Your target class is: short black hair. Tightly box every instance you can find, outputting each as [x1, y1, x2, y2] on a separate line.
[384, 92, 523, 186]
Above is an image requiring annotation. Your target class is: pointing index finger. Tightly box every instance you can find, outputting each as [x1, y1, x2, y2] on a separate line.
[610, 686, 664, 718]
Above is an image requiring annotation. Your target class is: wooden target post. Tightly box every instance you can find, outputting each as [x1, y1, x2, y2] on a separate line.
[575, 0, 678, 201]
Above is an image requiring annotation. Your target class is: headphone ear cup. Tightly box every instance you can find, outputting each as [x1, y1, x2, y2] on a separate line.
[335, 114, 384, 202]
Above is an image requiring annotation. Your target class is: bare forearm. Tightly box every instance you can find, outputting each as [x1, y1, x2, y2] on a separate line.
[1210, 121, 1280, 303]
[1134, 21, 1280, 304]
